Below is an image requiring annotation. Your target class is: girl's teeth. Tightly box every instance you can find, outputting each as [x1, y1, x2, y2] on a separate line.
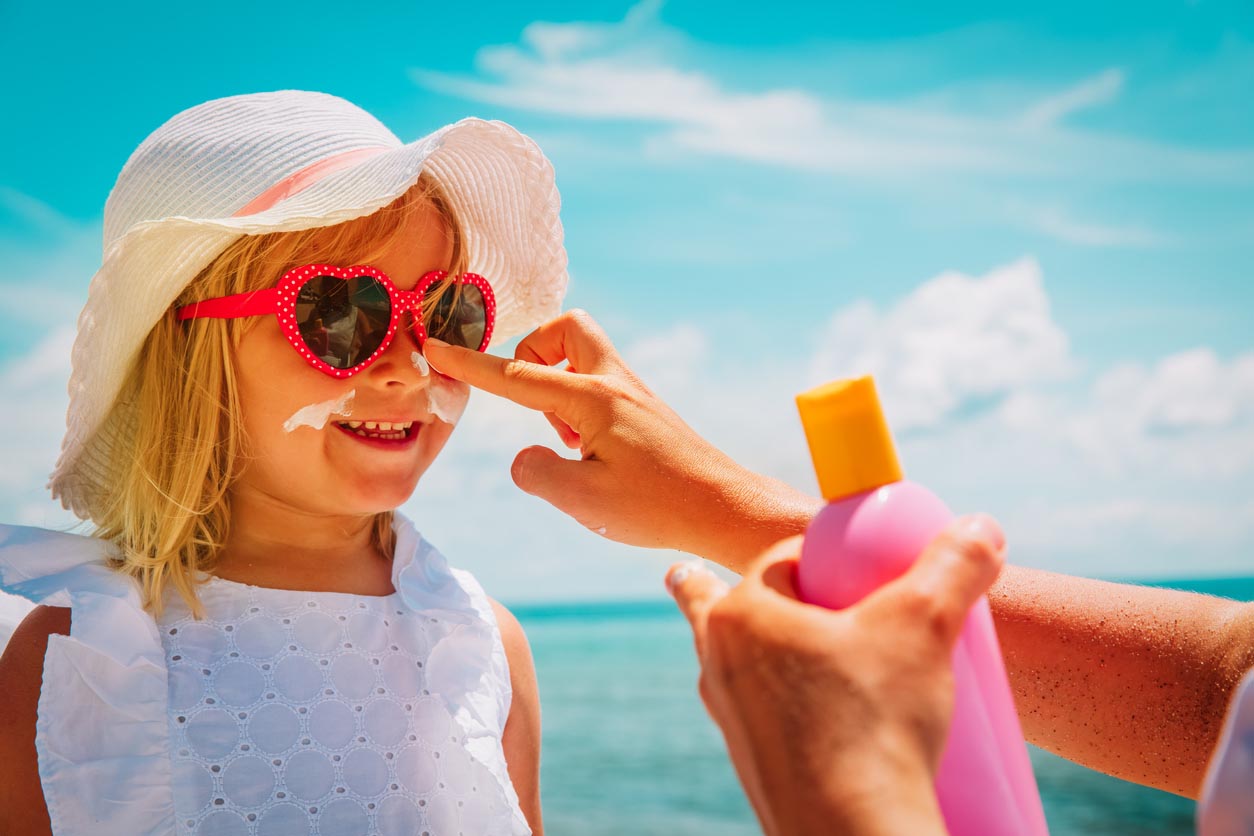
[338, 420, 414, 438]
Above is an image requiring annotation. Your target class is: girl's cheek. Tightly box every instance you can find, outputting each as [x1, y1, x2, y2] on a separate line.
[427, 377, 469, 425]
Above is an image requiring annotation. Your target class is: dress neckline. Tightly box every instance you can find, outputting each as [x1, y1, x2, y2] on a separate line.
[201, 572, 399, 601]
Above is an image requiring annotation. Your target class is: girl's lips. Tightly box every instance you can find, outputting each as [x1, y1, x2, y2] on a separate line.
[333, 421, 421, 450]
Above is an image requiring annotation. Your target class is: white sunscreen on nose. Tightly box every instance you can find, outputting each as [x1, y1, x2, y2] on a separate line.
[427, 377, 469, 425]
[283, 389, 356, 433]
[411, 352, 430, 376]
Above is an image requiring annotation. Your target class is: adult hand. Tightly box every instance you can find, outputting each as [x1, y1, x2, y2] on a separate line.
[665, 515, 1006, 836]
[423, 310, 821, 572]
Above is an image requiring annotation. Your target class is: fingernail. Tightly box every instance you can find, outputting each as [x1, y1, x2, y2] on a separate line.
[425, 338, 449, 348]
[964, 513, 1005, 553]
[665, 560, 704, 595]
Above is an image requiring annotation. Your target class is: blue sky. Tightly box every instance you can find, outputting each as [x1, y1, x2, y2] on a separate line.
[1, 0, 1252, 603]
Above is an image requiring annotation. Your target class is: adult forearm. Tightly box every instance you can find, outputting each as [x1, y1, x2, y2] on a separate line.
[988, 564, 1254, 797]
[690, 463, 823, 574]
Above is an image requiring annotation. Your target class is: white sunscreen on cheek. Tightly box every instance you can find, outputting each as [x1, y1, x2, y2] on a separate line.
[427, 376, 469, 425]
[411, 352, 430, 377]
[282, 389, 356, 433]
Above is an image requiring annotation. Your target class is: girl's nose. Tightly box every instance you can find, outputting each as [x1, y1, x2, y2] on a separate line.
[364, 313, 431, 389]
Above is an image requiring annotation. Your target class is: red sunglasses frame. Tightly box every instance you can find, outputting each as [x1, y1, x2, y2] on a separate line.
[176, 263, 496, 378]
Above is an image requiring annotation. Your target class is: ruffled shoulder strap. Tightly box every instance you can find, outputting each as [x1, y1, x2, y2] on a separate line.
[0, 524, 176, 835]
[390, 513, 529, 835]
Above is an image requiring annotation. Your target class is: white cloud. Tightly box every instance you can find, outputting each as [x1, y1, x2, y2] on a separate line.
[1062, 349, 1254, 480]
[1096, 348, 1254, 433]
[1015, 204, 1168, 248]
[0, 195, 97, 534]
[624, 323, 709, 398]
[1019, 68, 1125, 129]
[809, 258, 1071, 430]
[0, 206, 97, 334]
[411, 4, 1254, 185]
[0, 326, 76, 515]
[1002, 497, 1254, 577]
[999, 347, 1254, 479]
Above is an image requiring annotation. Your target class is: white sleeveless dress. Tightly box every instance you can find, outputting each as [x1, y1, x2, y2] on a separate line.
[1197, 667, 1254, 836]
[0, 515, 531, 836]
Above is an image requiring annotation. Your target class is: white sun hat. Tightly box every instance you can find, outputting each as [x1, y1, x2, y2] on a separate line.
[48, 90, 568, 521]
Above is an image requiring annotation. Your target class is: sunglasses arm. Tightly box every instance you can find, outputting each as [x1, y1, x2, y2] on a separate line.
[176, 288, 280, 321]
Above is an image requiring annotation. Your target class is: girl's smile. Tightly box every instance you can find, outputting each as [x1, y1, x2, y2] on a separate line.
[334, 419, 418, 442]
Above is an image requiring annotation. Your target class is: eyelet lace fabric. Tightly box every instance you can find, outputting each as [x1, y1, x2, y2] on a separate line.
[161, 578, 517, 836]
[0, 515, 529, 836]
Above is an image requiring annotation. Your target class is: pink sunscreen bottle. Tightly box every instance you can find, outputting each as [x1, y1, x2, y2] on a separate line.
[795, 376, 1049, 835]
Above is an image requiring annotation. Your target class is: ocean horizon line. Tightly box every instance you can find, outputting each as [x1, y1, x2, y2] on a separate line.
[504, 573, 1254, 619]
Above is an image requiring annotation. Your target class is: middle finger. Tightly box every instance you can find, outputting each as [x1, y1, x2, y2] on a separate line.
[514, 309, 625, 376]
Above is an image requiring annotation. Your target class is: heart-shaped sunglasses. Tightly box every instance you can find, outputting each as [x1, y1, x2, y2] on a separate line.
[176, 263, 495, 378]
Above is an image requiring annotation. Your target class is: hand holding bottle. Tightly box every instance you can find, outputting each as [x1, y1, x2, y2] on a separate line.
[666, 517, 1005, 836]
[795, 377, 1048, 835]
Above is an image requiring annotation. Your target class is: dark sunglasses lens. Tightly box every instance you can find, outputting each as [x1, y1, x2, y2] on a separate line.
[295, 275, 391, 369]
[427, 282, 486, 350]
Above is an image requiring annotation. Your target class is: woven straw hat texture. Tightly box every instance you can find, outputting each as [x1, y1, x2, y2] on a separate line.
[48, 90, 568, 521]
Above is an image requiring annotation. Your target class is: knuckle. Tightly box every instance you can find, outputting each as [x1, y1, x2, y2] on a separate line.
[903, 587, 955, 646]
[697, 670, 716, 708]
[705, 600, 748, 641]
[500, 358, 533, 384]
[946, 530, 1004, 578]
[585, 374, 627, 404]
[898, 585, 940, 625]
[564, 308, 593, 327]
[922, 602, 953, 645]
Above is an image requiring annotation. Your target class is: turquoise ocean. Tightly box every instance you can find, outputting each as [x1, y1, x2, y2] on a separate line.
[515, 577, 1254, 836]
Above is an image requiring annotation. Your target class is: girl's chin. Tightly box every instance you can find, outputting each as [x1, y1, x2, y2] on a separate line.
[320, 467, 423, 512]
[347, 484, 422, 514]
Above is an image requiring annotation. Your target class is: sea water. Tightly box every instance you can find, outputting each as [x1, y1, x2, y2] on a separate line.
[517, 577, 1254, 836]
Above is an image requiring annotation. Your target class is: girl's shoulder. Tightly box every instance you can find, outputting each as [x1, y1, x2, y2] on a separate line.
[0, 604, 68, 836]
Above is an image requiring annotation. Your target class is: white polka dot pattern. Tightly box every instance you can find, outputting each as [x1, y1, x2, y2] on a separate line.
[160, 580, 522, 835]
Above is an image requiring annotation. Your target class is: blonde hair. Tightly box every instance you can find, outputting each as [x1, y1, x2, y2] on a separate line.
[92, 175, 467, 618]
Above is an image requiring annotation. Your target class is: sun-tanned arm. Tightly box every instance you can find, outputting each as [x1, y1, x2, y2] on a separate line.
[491, 598, 543, 835]
[0, 605, 70, 836]
[988, 565, 1254, 798]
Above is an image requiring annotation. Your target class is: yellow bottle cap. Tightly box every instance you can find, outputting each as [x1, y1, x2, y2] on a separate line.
[796, 376, 903, 501]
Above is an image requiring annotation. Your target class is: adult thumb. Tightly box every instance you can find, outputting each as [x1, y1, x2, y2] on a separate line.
[511, 445, 596, 510]
[882, 514, 1006, 649]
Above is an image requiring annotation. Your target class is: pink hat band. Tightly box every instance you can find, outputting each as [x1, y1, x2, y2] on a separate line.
[233, 146, 392, 217]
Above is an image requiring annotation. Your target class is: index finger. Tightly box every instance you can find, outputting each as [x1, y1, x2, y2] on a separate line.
[423, 339, 582, 414]
[666, 560, 730, 660]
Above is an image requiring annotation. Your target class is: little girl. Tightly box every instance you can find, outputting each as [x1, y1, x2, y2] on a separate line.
[0, 90, 567, 836]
